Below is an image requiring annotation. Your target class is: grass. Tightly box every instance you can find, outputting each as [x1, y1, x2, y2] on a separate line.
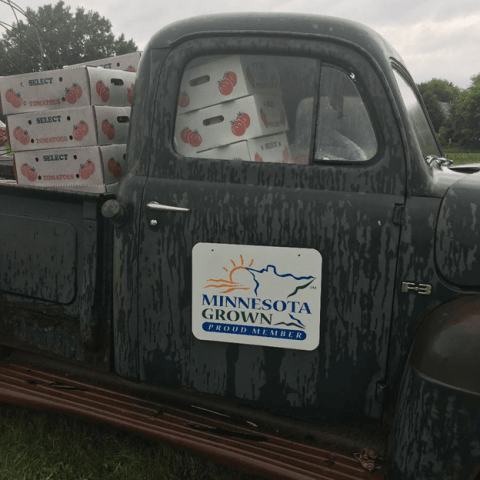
[443, 146, 480, 165]
[0, 402, 262, 480]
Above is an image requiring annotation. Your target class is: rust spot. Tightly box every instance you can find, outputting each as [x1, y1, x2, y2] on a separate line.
[188, 425, 269, 442]
[325, 451, 336, 467]
[354, 447, 378, 471]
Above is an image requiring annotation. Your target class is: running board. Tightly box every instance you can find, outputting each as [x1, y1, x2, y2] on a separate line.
[0, 359, 387, 480]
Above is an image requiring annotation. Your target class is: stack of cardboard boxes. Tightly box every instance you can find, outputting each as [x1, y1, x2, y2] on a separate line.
[174, 55, 292, 163]
[0, 52, 140, 192]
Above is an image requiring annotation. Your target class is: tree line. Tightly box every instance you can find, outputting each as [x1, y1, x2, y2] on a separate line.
[0, 1, 138, 123]
[417, 75, 480, 150]
[0, 1, 137, 74]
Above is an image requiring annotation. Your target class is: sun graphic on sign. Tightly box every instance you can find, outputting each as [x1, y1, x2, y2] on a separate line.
[205, 255, 254, 293]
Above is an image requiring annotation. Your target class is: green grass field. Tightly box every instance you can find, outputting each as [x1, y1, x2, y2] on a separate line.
[0, 402, 261, 480]
[443, 146, 480, 165]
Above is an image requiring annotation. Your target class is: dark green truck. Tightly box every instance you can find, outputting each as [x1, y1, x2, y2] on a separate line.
[0, 13, 479, 480]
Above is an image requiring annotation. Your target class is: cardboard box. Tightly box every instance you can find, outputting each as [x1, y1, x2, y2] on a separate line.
[177, 55, 281, 113]
[0, 67, 135, 115]
[14, 144, 126, 191]
[7, 106, 131, 152]
[63, 52, 141, 72]
[175, 94, 288, 155]
[195, 133, 291, 163]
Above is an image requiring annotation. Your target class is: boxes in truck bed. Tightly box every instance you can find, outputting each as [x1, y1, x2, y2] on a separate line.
[63, 52, 141, 72]
[14, 144, 126, 193]
[195, 132, 291, 163]
[7, 106, 131, 152]
[175, 94, 288, 154]
[177, 55, 281, 113]
[0, 67, 135, 115]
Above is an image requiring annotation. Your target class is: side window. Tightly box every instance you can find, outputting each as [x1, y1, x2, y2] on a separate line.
[393, 70, 442, 158]
[174, 55, 319, 164]
[314, 66, 377, 161]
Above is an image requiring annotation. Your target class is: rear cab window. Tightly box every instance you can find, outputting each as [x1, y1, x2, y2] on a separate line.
[174, 54, 378, 165]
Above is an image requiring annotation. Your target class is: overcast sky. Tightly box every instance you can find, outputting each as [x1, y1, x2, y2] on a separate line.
[1, 0, 479, 89]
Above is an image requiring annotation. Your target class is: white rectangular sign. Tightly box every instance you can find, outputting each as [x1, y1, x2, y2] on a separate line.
[192, 243, 322, 351]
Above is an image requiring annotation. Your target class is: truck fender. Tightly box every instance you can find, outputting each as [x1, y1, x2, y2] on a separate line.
[409, 295, 480, 394]
[390, 296, 480, 480]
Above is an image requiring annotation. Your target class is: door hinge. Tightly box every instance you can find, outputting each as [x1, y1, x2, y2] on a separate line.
[393, 204, 405, 226]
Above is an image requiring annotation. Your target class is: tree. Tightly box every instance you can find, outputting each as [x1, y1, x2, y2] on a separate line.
[417, 78, 460, 136]
[417, 78, 460, 103]
[0, 1, 137, 76]
[451, 74, 480, 150]
[420, 90, 446, 133]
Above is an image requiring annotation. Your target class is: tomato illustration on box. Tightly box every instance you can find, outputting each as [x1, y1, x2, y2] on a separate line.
[177, 55, 282, 113]
[175, 94, 288, 155]
[107, 157, 122, 179]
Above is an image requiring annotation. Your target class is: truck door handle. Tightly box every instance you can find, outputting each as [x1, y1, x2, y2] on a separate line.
[146, 201, 190, 213]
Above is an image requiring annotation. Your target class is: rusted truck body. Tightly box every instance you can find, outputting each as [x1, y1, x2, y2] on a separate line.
[0, 13, 479, 480]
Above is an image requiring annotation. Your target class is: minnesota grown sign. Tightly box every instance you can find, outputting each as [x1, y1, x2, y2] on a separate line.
[192, 243, 322, 350]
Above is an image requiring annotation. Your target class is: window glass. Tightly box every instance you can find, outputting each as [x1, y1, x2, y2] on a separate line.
[174, 55, 319, 164]
[314, 67, 377, 161]
[393, 70, 441, 157]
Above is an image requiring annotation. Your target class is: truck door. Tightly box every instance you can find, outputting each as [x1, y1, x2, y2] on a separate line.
[125, 37, 406, 420]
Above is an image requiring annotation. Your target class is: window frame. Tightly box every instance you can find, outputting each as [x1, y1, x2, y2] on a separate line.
[171, 51, 384, 169]
[392, 66, 443, 159]
[148, 35, 398, 195]
[312, 62, 380, 164]
[172, 52, 322, 166]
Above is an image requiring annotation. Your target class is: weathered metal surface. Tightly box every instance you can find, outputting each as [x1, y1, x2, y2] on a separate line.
[137, 182, 402, 420]
[112, 33, 408, 423]
[384, 196, 461, 420]
[0, 186, 113, 369]
[0, 213, 76, 303]
[0, 300, 84, 358]
[112, 46, 170, 379]
[385, 178, 480, 475]
[148, 13, 401, 70]
[79, 199, 101, 351]
[0, 356, 388, 480]
[391, 363, 480, 480]
[435, 171, 480, 287]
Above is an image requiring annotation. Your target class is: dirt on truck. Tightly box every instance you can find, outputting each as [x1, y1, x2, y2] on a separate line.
[0, 13, 479, 480]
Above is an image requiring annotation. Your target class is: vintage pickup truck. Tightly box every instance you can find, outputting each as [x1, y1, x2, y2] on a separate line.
[0, 13, 479, 480]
